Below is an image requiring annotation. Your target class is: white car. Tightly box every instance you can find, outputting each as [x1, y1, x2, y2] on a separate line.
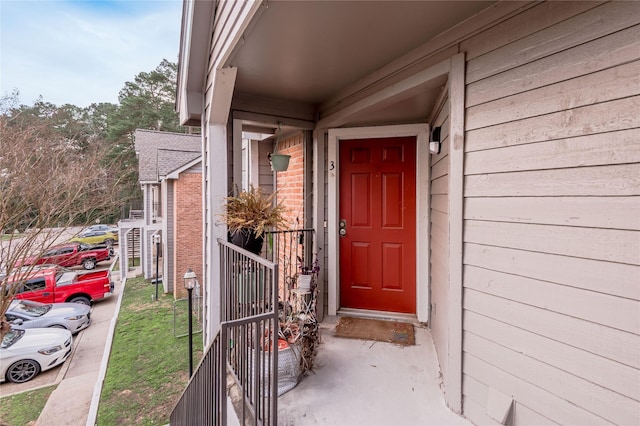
[1, 328, 73, 383]
[6, 299, 91, 335]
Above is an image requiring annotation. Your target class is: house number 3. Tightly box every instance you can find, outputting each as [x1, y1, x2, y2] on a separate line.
[330, 161, 335, 170]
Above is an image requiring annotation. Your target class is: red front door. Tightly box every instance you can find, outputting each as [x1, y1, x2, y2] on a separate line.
[339, 137, 416, 313]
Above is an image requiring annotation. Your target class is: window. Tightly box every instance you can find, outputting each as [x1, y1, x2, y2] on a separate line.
[18, 278, 46, 293]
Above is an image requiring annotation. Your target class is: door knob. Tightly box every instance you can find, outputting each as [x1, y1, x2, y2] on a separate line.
[339, 219, 347, 237]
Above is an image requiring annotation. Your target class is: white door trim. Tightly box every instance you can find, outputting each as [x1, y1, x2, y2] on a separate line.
[327, 124, 430, 322]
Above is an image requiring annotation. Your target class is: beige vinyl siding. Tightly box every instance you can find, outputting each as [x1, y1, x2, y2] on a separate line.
[429, 92, 450, 383]
[258, 139, 274, 193]
[459, 2, 640, 425]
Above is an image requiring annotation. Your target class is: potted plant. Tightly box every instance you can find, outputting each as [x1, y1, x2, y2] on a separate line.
[219, 185, 288, 254]
[296, 254, 319, 291]
[268, 122, 291, 172]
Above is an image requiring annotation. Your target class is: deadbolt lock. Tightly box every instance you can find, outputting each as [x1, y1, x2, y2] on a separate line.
[339, 219, 347, 237]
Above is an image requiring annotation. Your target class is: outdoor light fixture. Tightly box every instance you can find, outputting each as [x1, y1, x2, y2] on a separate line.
[429, 126, 442, 155]
[183, 268, 197, 377]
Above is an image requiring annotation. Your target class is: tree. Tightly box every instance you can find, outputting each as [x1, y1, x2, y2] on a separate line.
[0, 59, 197, 338]
[0, 94, 126, 338]
[101, 59, 197, 202]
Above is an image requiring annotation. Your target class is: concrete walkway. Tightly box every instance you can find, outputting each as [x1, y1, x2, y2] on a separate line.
[23, 265, 130, 426]
[4, 266, 470, 426]
[278, 317, 472, 426]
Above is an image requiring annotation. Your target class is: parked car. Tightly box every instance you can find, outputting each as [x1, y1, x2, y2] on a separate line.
[69, 229, 118, 246]
[1, 327, 73, 383]
[84, 224, 118, 234]
[11, 265, 114, 306]
[18, 242, 111, 270]
[6, 299, 91, 335]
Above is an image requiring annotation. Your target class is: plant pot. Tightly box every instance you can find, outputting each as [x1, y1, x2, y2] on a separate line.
[297, 274, 312, 291]
[230, 228, 264, 254]
[269, 154, 291, 171]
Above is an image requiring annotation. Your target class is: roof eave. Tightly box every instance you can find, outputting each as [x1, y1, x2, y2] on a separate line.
[177, 0, 215, 126]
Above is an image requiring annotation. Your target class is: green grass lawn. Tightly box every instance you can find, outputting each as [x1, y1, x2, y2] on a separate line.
[0, 386, 56, 426]
[96, 276, 203, 425]
[0, 275, 204, 426]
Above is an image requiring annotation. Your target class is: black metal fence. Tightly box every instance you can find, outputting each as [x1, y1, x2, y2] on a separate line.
[263, 229, 315, 305]
[170, 239, 279, 426]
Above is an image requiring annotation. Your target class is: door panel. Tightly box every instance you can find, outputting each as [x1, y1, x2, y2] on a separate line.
[339, 137, 416, 313]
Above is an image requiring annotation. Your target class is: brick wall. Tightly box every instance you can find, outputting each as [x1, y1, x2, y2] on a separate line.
[273, 133, 307, 295]
[275, 133, 305, 228]
[173, 171, 203, 299]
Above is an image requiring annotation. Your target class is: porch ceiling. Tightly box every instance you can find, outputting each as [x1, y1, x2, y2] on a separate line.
[226, 1, 495, 128]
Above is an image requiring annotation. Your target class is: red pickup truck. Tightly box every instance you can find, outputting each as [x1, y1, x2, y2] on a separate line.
[12, 266, 114, 305]
[20, 242, 111, 270]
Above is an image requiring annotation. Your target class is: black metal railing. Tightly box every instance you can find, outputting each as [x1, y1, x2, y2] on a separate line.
[170, 239, 278, 426]
[170, 328, 226, 425]
[264, 229, 315, 304]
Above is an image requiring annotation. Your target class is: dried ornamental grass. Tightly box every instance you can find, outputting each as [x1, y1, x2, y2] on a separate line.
[220, 185, 288, 237]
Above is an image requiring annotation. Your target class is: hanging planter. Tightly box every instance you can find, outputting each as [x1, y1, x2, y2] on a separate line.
[268, 121, 291, 172]
[269, 153, 291, 172]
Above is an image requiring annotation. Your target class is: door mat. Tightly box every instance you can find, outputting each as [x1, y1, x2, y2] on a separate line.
[334, 316, 415, 346]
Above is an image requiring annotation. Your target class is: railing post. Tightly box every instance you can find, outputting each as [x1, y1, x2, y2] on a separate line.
[272, 262, 279, 426]
[220, 324, 228, 426]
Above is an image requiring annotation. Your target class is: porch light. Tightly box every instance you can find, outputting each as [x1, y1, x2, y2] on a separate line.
[183, 268, 197, 377]
[429, 126, 442, 155]
[183, 268, 197, 290]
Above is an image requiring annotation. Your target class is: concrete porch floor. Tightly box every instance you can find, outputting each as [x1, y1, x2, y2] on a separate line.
[277, 316, 472, 426]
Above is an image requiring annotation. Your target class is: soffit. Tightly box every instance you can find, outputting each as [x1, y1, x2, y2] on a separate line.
[227, 1, 494, 112]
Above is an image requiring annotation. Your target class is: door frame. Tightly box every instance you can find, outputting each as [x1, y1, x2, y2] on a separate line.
[327, 124, 430, 322]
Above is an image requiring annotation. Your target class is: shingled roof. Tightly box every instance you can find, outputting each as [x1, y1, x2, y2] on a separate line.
[134, 129, 201, 182]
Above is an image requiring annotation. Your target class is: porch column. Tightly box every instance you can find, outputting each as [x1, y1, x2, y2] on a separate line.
[203, 123, 228, 341]
[203, 67, 237, 344]
[446, 52, 466, 414]
[312, 128, 326, 320]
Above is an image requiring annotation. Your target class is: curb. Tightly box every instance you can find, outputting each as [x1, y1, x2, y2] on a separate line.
[85, 256, 126, 426]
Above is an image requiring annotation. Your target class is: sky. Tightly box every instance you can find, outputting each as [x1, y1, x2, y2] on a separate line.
[1, 0, 182, 108]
